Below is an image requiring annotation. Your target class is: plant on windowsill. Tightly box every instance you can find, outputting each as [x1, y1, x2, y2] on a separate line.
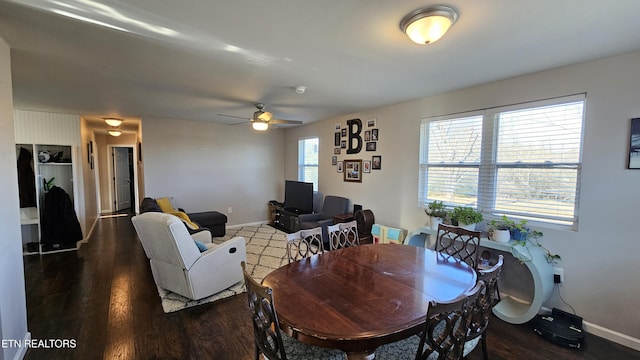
[500, 216, 561, 264]
[451, 206, 483, 231]
[487, 215, 511, 243]
[424, 201, 448, 230]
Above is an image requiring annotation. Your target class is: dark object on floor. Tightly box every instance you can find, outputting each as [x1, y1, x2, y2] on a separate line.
[140, 197, 227, 237]
[40, 186, 83, 251]
[533, 308, 585, 349]
[355, 209, 374, 244]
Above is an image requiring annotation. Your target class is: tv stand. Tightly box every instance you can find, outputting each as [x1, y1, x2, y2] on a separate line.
[269, 204, 301, 233]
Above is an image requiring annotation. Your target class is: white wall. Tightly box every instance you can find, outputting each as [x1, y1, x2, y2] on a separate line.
[0, 36, 29, 360]
[142, 117, 285, 225]
[286, 51, 640, 345]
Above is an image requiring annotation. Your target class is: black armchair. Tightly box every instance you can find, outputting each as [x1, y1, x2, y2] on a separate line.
[298, 195, 350, 246]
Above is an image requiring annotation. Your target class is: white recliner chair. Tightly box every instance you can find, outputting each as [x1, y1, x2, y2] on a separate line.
[131, 212, 246, 300]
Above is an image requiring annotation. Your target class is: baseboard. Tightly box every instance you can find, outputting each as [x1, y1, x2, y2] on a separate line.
[583, 321, 640, 351]
[11, 331, 30, 360]
[77, 216, 100, 249]
[540, 306, 640, 351]
[226, 220, 269, 230]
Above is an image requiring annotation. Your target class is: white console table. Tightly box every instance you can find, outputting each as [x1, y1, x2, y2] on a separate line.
[405, 226, 554, 324]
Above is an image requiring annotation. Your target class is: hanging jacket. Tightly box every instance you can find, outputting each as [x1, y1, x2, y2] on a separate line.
[41, 186, 83, 251]
[17, 147, 37, 208]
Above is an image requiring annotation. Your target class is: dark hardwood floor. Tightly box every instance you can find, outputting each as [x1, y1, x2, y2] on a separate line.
[23, 215, 640, 359]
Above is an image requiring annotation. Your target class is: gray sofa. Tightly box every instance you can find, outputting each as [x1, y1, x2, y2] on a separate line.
[140, 197, 227, 237]
[298, 195, 350, 246]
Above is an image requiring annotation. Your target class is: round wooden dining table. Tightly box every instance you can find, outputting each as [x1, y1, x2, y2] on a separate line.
[261, 243, 477, 360]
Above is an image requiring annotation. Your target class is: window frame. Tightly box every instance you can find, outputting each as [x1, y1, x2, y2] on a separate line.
[298, 137, 319, 191]
[419, 94, 585, 230]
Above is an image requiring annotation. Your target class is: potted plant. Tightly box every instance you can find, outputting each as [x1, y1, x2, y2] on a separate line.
[512, 229, 561, 264]
[424, 201, 448, 229]
[488, 216, 511, 243]
[451, 206, 483, 231]
[497, 216, 561, 264]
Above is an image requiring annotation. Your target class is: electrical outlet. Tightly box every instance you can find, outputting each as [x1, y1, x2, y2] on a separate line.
[553, 267, 564, 283]
[227, 207, 233, 214]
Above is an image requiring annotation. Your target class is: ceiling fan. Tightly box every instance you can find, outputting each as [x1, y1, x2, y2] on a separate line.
[218, 103, 303, 131]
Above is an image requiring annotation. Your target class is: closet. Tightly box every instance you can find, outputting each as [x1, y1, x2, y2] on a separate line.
[16, 144, 80, 254]
[14, 109, 85, 255]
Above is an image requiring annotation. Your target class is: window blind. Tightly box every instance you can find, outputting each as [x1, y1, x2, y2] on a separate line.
[419, 95, 585, 229]
[298, 137, 319, 191]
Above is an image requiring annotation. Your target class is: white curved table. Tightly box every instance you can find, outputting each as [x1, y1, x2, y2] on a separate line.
[405, 226, 554, 324]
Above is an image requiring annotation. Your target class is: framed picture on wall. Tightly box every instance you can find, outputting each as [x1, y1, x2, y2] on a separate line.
[371, 128, 379, 141]
[366, 142, 376, 151]
[372, 155, 381, 170]
[364, 130, 371, 141]
[630, 118, 640, 169]
[337, 161, 344, 173]
[332, 156, 337, 165]
[363, 160, 371, 173]
[367, 118, 377, 128]
[87, 141, 93, 163]
[334, 132, 341, 146]
[341, 128, 347, 137]
[334, 147, 341, 155]
[343, 159, 362, 182]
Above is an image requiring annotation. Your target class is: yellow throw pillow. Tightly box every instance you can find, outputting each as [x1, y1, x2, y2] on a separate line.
[169, 211, 199, 230]
[156, 197, 175, 212]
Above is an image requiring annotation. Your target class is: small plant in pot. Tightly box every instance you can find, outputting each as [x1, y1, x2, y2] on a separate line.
[488, 215, 512, 243]
[451, 206, 483, 231]
[424, 201, 448, 229]
[498, 216, 561, 264]
[501, 217, 531, 241]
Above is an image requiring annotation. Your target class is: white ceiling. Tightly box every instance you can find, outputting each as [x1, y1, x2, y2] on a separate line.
[2, 0, 640, 128]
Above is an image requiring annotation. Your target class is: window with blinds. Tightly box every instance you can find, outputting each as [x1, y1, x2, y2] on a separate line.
[419, 95, 585, 229]
[298, 137, 319, 191]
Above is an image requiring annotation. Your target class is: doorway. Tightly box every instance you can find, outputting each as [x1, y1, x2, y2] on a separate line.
[106, 145, 139, 214]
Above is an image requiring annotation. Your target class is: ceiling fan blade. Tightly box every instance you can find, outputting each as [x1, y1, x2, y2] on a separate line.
[269, 119, 303, 125]
[217, 113, 250, 120]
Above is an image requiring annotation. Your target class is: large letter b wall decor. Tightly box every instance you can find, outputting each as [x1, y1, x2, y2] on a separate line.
[346, 118, 363, 154]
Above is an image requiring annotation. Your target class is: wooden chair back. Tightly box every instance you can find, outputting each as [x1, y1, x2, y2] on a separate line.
[241, 261, 287, 360]
[435, 224, 481, 270]
[416, 281, 484, 360]
[465, 255, 504, 359]
[327, 220, 360, 251]
[286, 227, 325, 263]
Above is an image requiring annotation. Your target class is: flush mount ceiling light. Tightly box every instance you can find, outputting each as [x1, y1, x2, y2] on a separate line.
[252, 121, 269, 131]
[400, 5, 458, 44]
[104, 118, 123, 127]
[108, 129, 122, 137]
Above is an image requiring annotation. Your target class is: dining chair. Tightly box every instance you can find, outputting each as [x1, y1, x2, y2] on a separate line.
[286, 227, 325, 263]
[327, 220, 360, 251]
[463, 255, 504, 360]
[241, 262, 346, 360]
[435, 224, 481, 270]
[375, 280, 484, 360]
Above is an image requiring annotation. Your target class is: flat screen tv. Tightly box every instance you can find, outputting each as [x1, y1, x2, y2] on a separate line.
[284, 180, 314, 214]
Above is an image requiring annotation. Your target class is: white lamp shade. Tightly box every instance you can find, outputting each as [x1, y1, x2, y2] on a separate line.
[104, 118, 123, 127]
[405, 15, 452, 44]
[108, 130, 122, 136]
[252, 122, 269, 131]
[400, 5, 458, 45]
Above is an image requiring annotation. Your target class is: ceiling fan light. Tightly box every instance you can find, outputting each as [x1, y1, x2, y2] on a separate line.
[108, 129, 122, 136]
[104, 118, 123, 127]
[400, 5, 458, 44]
[252, 122, 269, 131]
[256, 111, 273, 121]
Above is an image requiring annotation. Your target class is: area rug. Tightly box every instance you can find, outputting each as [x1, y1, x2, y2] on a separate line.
[158, 224, 288, 313]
